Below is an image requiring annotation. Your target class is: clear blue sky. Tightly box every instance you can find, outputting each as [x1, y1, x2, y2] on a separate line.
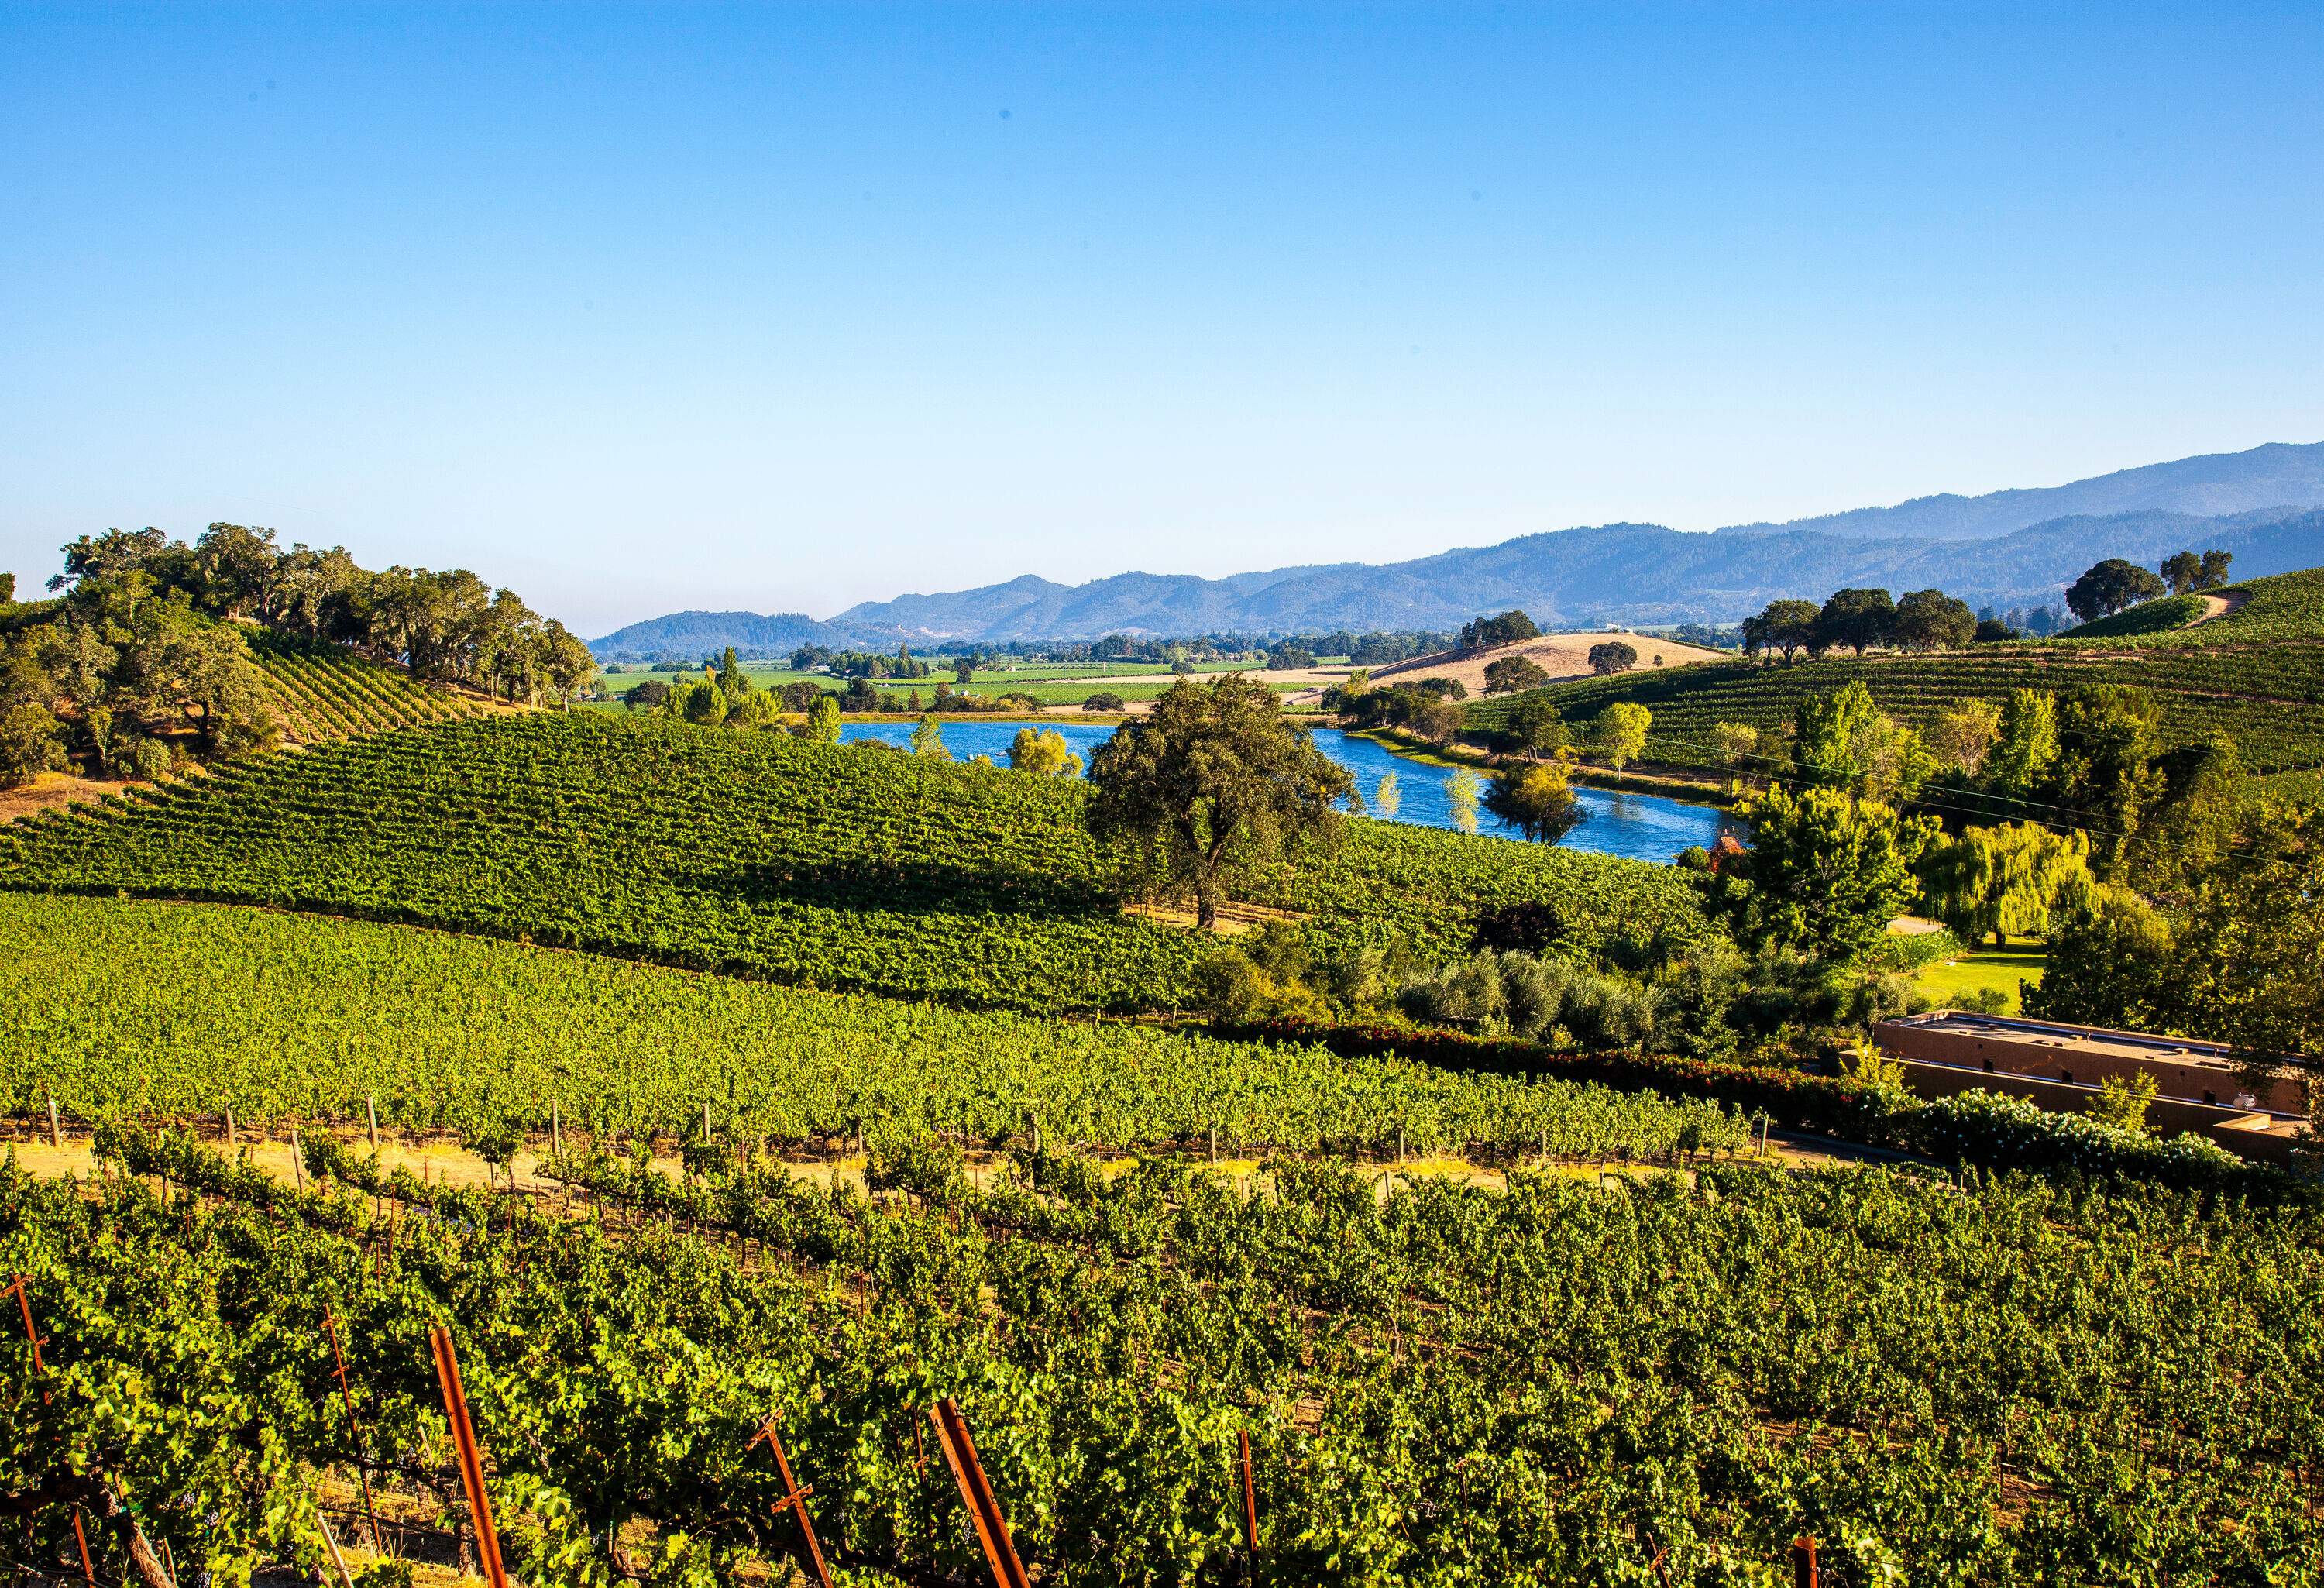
[4, 2, 2319, 635]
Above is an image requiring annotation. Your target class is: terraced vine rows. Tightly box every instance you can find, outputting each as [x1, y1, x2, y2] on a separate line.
[244, 630, 488, 741]
[0, 713, 1712, 1012]
[1470, 641, 2324, 774]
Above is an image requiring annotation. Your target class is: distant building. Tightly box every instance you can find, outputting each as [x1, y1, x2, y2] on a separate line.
[1872, 1009, 2312, 1164]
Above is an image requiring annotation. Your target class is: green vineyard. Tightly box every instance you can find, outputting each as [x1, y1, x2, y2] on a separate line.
[0, 892, 1741, 1155]
[1470, 631, 2324, 775]
[245, 629, 490, 741]
[7, 1127, 2317, 1587]
[2058, 565, 2324, 649]
[0, 713, 1710, 1012]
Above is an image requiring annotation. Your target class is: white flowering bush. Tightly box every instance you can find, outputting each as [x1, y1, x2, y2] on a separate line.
[1903, 1088, 2250, 1187]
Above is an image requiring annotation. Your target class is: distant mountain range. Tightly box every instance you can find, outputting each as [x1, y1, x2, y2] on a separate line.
[589, 610, 859, 661]
[590, 441, 2324, 651]
[1714, 440, 2324, 541]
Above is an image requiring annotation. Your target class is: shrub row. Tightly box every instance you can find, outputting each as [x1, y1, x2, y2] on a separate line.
[1214, 1016, 1896, 1138]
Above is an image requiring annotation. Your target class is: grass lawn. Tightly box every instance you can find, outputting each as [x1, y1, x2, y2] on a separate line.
[1915, 947, 2047, 1015]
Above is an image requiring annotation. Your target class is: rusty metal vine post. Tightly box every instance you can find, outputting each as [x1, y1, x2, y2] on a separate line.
[71, 1509, 96, 1585]
[1239, 1428, 1257, 1555]
[746, 1417, 833, 1588]
[927, 1398, 1030, 1588]
[322, 1310, 383, 1551]
[428, 1325, 510, 1588]
[1793, 1536, 1819, 1588]
[14, 1273, 90, 1583]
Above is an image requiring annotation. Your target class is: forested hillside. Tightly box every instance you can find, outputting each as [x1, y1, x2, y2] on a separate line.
[0, 712, 1709, 1011]
[2, 523, 593, 789]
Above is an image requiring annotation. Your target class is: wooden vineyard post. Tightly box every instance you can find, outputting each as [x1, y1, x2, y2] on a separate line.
[747, 1417, 834, 1588]
[323, 1310, 383, 1551]
[318, 1511, 358, 1588]
[1792, 1536, 1818, 1588]
[367, 1097, 380, 1154]
[428, 1325, 511, 1588]
[551, 1100, 561, 1161]
[49, 1095, 62, 1150]
[225, 1107, 237, 1150]
[927, 1399, 1031, 1588]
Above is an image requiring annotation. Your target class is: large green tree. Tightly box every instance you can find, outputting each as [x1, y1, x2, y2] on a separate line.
[1815, 588, 1896, 655]
[1481, 655, 1550, 695]
[1085, 673, 1353, 928]
[1590, 701, 1652, 769]
[1917, 822, 2096, 947]
[1482, 762, 1585, 845]
[1892, 589, 1977, 651]
[2050, 685, 2165, 873]
[2032, 803, 2324, 1105]
[1793, 680, 1931, 799]
[2064, 559, 2166, 623]
[1741, 599, 1820, 664]
[1732, 785, 1938, 959]
[1986, 689, 2060, 799]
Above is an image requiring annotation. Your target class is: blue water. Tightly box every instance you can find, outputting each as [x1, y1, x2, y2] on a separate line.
[838, 720, 1738, 866]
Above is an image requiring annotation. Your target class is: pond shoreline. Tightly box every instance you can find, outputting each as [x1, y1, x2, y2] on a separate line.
[840, 720, 1742, 865]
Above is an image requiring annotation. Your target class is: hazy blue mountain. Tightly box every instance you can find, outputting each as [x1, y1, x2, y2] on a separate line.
[600, 442, 2324, 648]
[1716, 439, 2324, 541]
[590, 610, 861, 659]
[830, 506, 2324, 640]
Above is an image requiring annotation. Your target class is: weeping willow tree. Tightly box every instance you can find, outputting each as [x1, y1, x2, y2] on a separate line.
[1917, 821, 2098, 947]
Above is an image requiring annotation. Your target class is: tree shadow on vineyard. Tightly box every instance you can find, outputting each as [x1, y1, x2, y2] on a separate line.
[713, 857, 1125, 920]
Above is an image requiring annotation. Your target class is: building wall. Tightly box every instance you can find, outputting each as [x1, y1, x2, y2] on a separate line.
[1872, 1019, 2305, 1115]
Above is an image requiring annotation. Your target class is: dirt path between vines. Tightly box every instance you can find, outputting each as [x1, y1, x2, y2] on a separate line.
[2191, 589, 2250, 624]
[6, 1119, 1899, 1200]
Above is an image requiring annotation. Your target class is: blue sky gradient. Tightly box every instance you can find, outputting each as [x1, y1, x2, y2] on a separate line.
[4, 2, 2319, 634]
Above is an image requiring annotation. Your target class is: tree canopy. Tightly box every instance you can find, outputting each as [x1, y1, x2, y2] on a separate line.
[1481, 655, 1550, 695]
[1816, 589, 1896, 655]
[1741, 600, 1820, 664]
[2065, 559, 2168, 623]
[1456, 610, 1538, 654]
[1085, 673, 1353, 928]
[1731, 785, 1938, 960]
[1893, 589, 1976, 651]
[1483, 762, 1586, 845]
[1587, 641, 1638, 675]
[1590, 701, 1652, 769]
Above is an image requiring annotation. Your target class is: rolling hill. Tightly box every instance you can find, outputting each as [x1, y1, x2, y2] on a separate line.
[1467, 566, 2324, 779]
[0, 712, 1710, 1013]
[587, 608, 861, 660]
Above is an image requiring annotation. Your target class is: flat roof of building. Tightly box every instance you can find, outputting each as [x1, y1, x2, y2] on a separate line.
[1880, 1010, 2260, 1072]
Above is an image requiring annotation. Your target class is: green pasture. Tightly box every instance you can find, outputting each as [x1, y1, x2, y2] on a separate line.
[1914, 947, 2047, 1015]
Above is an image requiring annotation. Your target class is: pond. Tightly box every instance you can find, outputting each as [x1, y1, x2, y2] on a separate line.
[838, 720, 1738, 866]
